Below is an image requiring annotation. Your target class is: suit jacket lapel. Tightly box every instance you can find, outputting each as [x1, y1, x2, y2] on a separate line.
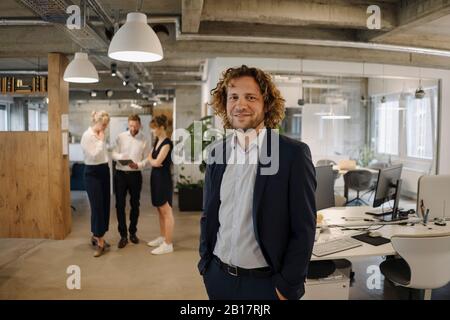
[210, 136, 230, 210]
[252, 129, 271, 241]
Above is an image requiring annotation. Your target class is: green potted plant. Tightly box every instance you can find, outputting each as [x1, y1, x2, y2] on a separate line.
[176, 166, 204, 211]
[176, 115, 221, 211]
[358, 145, 375, 168]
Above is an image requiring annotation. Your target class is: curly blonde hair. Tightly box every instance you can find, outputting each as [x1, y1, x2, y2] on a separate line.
[209, 65, 285, 129]
[91, 110, 110, 125]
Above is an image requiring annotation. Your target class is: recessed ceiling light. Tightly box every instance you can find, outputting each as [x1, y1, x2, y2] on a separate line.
[130, 102, 142, 109]
[321, 115, 351, 120]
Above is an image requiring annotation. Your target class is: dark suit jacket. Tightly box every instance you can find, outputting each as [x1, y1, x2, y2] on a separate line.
[198, 129, 317, 300]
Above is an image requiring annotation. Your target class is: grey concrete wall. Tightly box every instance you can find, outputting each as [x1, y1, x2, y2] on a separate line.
[174, 86, 202, 130]
[173, 86, 203, 185]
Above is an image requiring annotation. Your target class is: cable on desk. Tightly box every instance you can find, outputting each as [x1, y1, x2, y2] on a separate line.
[340, 224, 386, 232]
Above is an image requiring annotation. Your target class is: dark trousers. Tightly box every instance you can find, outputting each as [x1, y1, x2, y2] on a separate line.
[202, 258, 278, 300]
[84, 163, 110, 238]
[115, 170, 142, 238]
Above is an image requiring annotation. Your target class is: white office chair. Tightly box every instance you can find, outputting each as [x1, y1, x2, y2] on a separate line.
[380, 233, 450, 300]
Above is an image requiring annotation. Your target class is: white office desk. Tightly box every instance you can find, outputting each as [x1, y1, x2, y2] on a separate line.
[312, 206, 450, 261]
[304, 206, 450, 300]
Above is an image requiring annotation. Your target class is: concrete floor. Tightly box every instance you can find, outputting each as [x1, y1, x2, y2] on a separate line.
[0, 183, 208, 299]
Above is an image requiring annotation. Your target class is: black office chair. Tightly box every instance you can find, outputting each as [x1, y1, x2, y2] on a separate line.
[344, 170, 373, 206]
[70, 162, 86, 212]
[314, 165, 335, 210]
[369, 162, 389, 170]
[316, 159, 336, 166]
[316, 159, 341, 182]
[70, 162, 86, 191]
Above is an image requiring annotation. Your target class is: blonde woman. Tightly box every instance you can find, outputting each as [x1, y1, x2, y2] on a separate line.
[147, 115, 175, 255]
[80, 110, 111, 257]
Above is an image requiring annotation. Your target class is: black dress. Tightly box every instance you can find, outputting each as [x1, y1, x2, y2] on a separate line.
[150, 138, 173, 207]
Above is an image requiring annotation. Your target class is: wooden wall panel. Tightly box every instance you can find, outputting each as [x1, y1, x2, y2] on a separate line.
[0, 53, 71, 239]
[0, 132, 50, 238]
[47, 53, 71, 239]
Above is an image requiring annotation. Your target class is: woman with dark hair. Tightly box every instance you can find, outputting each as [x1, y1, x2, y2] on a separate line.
[146, 115, 175, 255]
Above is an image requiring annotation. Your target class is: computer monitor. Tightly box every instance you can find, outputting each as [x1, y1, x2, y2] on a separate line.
[367, 164, 405, 221]
[314, 165, 335, 211]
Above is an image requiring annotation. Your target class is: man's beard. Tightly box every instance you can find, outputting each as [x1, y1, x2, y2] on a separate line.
[230, 116, 265, 132]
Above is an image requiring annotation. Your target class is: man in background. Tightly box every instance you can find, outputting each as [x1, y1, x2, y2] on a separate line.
[112, 114, 150, 248]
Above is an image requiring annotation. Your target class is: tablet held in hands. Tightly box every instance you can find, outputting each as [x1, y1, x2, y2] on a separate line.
[118, 159, 133, 165]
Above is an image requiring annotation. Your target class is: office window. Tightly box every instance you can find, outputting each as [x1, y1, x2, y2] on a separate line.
[282, 107, 302, 140]
[374, 97, 400, 155]
[406, 88, 437, 159]
[0, 105, 7, 131]
[289, 77, 366, 161]
[28, 108, 39, 131]
[40, 111, 48, 131]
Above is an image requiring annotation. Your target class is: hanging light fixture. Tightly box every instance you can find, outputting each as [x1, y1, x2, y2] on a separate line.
[380, 64, 387, 106]
[63, 52, 99, 83]
[123, 75, 130, 86]
[298, 59, 305, 106]
[111, 63, 117, 77]
[415, 68, 426, 99]
[108, 12, 163, 62]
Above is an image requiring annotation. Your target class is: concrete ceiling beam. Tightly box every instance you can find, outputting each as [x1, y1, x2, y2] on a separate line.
[201, 0, 397, 30]
[182, 0, 204, 33]
[361, 0, 450, 42]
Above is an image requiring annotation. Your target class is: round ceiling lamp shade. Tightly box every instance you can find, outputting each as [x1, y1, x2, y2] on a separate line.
[108, 12, 163, 63]
[63, 52, 99, 83]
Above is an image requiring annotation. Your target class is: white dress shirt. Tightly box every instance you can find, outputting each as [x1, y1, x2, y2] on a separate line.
[80, 126, 109, 165]
[112, 130, 150, 171]
[213, 128, 269, 268]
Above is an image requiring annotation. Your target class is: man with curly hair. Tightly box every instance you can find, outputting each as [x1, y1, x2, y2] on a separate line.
[198, 65, 317, 300]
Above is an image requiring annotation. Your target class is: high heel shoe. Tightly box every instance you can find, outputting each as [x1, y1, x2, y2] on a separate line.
[93, 245, 105, 257]
[91, 237, 110, 248]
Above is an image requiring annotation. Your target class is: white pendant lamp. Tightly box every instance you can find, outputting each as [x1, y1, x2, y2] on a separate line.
[63, 52, 99, 83]
[108, 12, 163, 62]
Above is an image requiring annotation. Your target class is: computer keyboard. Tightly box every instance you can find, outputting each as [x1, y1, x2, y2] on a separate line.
[312, 237, 363, 257]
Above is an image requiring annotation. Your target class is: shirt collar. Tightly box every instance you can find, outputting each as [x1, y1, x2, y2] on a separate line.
[231, 127, 267, 152]
[127, 130, 141, 138]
